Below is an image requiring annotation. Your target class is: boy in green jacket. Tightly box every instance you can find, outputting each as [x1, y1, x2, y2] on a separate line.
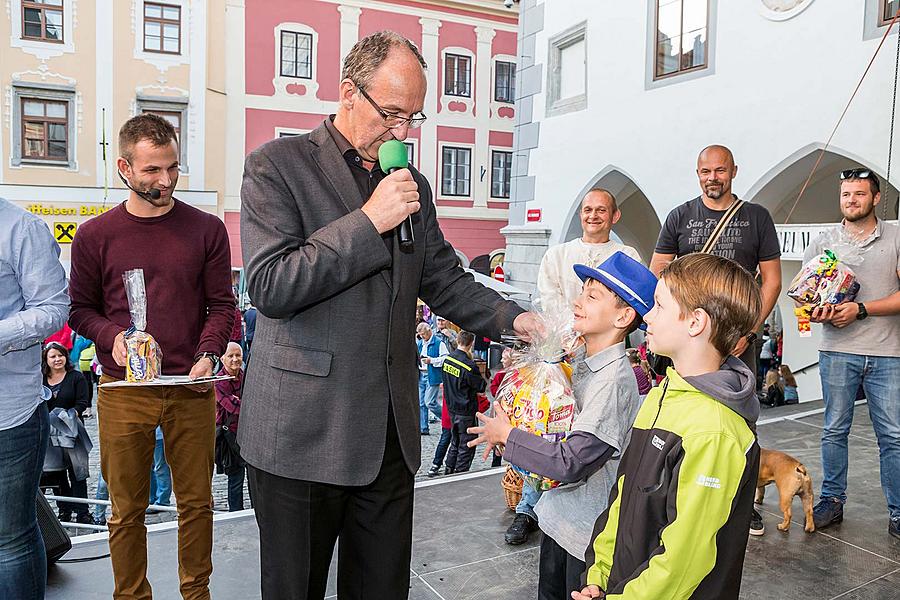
[574, 253, 762, 600]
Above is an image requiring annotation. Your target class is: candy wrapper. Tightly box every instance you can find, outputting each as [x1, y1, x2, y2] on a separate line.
[496, 309, 580, 492]
[122, 269, 162, 382]
[787, 228, 865, 337]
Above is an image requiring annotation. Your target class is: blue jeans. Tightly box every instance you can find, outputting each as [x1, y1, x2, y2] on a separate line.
[149, 430, 172, 506]
[432, 428, 452, 467]
[515, 481, 542, 521]
[94, 471, 109, 521]
[418, 373, 442, 432]
[819, 351, 900, 519]
[0, 403, 49, 600]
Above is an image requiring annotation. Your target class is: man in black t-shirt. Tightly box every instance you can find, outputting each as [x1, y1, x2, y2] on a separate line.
[650, 145, 782, 373]
[650, 145, 781, 538]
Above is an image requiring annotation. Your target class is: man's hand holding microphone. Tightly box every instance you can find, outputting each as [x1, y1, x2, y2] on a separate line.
[361, 168, 420, 235]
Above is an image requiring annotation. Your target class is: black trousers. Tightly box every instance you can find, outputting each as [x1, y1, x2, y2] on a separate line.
[248, 412, 414, 600]
[445, 413, 477, 472]
[538, 533, 586, 600]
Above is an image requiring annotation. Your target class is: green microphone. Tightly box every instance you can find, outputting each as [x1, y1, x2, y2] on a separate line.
[378, 140, 414, 251]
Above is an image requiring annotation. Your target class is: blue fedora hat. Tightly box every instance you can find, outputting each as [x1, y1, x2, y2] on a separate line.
[573, 252, 657, 329]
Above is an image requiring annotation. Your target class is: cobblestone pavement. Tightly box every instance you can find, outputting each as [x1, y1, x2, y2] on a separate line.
[63, 385, 493, 536]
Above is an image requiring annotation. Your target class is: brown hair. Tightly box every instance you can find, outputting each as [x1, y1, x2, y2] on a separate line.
[42, 342, 73, 380]
[342, 30, 427, 90]
[457, 330, 475, 348]
[779, 364, 797, 387]
[765, 369, 783, 391]
[118, 113, 178, 163]
[660, 254, 761, 358]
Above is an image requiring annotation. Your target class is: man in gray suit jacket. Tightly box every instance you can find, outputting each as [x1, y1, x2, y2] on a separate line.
[239, 31, 537, 600]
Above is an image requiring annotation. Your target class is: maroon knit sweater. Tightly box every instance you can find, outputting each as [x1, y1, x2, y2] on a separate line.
[69, 200, 235, 380]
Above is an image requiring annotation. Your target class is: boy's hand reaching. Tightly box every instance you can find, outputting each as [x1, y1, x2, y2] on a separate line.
[572, 585, 603, 599]
[468, 401, 514, 461]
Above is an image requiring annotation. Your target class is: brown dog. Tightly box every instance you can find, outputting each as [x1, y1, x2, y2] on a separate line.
[755, 448, 816, 532]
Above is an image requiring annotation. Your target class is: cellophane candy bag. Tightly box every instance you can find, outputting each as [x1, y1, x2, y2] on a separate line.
[787, 228, 864, 337]
[495, 308, 580, 492]
[122, 269, 162, 382]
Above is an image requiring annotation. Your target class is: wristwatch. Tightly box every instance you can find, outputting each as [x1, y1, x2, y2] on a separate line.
[856, 303, 868, 320]
[746, 332, 758, 344]
[194, 352, 219, 367]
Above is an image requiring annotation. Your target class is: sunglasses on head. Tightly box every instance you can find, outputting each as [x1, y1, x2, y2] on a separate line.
[840, 168, 873, 180]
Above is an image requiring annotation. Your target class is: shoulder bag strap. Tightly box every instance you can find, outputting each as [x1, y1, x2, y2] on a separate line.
[701, 199, 745, 254]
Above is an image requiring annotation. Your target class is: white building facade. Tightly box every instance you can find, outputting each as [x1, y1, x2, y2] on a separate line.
[505, 0, 900, 402]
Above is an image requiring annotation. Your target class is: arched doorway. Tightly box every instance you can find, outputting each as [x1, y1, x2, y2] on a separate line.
[746, 144, 899, 402]
[561, 166, 662, 263]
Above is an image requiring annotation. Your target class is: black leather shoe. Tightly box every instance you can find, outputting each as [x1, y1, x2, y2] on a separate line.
[505, 513, 537, 545]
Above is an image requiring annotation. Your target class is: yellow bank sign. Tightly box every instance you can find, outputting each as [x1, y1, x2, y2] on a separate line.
[27, 203, 113, 217]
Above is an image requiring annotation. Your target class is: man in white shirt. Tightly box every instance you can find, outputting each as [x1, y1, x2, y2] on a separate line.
[537, 189, 641, 312]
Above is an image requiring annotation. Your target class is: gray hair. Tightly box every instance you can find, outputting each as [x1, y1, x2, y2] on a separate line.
[341, 30, 427, 90]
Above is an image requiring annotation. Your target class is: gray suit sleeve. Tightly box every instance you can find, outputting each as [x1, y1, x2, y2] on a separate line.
[416, 176, 525, 341]
[240, 148, 392, 319]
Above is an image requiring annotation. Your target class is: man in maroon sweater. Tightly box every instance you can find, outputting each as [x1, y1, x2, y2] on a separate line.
[69, 113, 234, 600]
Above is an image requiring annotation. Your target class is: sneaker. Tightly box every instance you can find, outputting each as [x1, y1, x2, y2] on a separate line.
[444, 466, 456, 476]
[813, 497, 844, 530]
[749, 509, 765, 536]
[426, 464, 441, 478]
[75, 513, 94, 525]
[889, 518, 900, 540]
[505, 513, 537, 545]
[93, 515, 107, 526]
[420, 430, 430, 436]
[57, 511, 72, 523]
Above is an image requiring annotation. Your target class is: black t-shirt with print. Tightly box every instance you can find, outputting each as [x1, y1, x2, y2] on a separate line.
[655, 196, 781, 274]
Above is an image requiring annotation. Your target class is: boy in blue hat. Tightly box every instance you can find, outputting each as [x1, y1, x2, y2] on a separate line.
[469, 251, 657, 598]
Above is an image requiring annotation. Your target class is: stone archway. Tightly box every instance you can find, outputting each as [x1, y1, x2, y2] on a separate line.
[560, 166, 662, 263]
[746, 143, 898, 223]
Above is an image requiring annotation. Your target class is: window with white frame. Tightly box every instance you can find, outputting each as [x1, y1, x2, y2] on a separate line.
[138, 99, 188, 169]
[144, 2, 181, 54]
[494, 61, 516, 103]
[444, 54, 472, 97]
[547, 23, 588, 116]
[655, 0, 708, 79]
[404, 141, 417, 169]
[22, 0, 64, 43]
[441, 146, 471, 196]
[12, 85, 76, 168]
[491, 150, 512, 199]
[280, 30, 313, 79]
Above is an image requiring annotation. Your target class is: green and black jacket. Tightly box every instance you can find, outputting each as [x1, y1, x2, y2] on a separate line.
[584, 356, 760, 599]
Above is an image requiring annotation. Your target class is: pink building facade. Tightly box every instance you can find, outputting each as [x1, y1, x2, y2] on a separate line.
[223, 0, 518, 268]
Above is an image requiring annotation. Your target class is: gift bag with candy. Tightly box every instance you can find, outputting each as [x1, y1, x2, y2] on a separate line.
[122, 269, 162, 382]
[787, 228, 865, 337]
[495, 309, 580, 492]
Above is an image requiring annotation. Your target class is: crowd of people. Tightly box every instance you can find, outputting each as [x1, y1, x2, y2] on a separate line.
[1, 28, 898, 600]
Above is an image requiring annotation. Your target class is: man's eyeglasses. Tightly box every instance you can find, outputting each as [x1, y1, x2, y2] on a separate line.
[355, 83, 427, 130]
[840, 168, 873, 180]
